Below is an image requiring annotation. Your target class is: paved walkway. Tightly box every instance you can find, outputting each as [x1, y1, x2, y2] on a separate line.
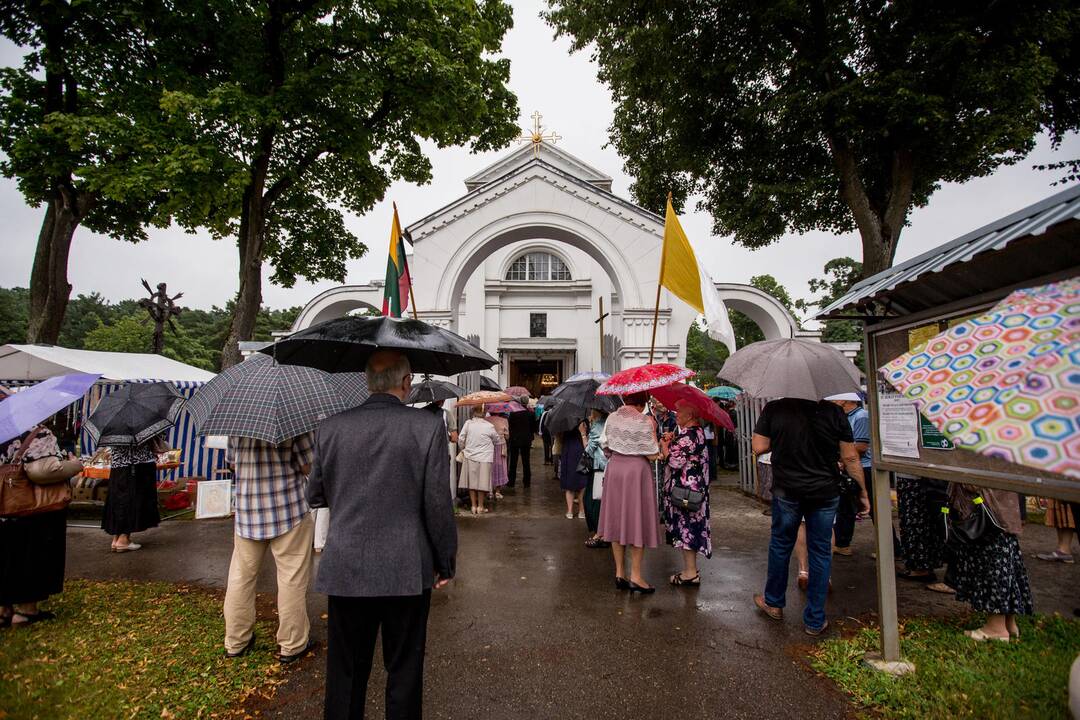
[65, 454, 1078, 719]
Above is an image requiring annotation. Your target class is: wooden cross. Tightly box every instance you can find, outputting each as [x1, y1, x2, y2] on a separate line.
[516, 110, 562, 157]
[594, 296, 610, 361]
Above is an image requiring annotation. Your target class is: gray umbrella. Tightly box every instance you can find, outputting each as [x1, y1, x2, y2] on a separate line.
[187, 353, 369, 443]
[717, 338, 861, 401]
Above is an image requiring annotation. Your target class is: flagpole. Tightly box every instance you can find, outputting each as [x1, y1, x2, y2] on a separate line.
[649, 192, 674, 363]
[393, 202, 420, 321]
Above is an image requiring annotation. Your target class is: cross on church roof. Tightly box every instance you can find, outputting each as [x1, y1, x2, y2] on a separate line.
[517, 111, 562, 157]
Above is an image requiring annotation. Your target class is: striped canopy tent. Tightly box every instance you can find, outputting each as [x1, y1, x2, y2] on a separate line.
[0, 344, 224, 479]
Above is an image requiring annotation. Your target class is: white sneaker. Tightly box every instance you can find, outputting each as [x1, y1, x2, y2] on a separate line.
[565, 513, 574, 519]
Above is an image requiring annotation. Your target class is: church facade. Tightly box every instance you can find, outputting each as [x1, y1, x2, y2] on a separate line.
[293, 140, 809, 396]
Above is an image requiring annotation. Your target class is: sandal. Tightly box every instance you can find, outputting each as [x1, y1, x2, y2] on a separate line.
[964, 628, 1010, 642]
[584, 537, 609, 549]
[896, 568, 936, 583]
[12, 610, 56, 626]
[926, 582, 955, 595]
[670, 572, 700, 586]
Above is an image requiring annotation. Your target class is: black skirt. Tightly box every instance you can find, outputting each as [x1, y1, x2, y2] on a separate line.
[102, 462, 160, 536]
[0, 509, 67, 605]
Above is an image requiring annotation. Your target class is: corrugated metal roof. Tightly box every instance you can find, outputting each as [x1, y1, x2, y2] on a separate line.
[817, 183, 1080, 318]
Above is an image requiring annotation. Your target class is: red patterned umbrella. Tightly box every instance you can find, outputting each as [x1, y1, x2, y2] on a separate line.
[504, 386, 530, 398]
[596, 363, 695, 396]
[648, 383, 734, 432]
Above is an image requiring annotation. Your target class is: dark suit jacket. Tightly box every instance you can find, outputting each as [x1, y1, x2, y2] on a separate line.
[308, 393, 456, 597]
[507, 409, 536, 447]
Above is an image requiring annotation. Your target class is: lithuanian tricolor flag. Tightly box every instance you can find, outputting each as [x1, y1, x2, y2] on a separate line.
[382, 203, 412, 317]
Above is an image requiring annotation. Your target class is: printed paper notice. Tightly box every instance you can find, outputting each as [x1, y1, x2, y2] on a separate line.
[877, 382, 921, 458]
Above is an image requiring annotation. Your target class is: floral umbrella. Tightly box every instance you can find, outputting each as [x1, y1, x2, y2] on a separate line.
[596, 363, 695, 396]
[456, 390, 512, 406]
[504, 386, 530, 398]
[881, 277, 1079, 478]
[484, 401, 526, 414]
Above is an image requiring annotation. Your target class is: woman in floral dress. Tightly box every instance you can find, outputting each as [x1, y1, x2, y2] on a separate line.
[660, 401, 711, 586]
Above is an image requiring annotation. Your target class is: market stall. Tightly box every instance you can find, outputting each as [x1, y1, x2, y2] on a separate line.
[817, 183, 1080, 670]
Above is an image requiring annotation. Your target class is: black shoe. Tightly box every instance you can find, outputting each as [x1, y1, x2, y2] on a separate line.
[225, 634, 256, 658]
[628, 581, 655, 595]
[615, 576, 630, 591]
[279, 639, 317, 665]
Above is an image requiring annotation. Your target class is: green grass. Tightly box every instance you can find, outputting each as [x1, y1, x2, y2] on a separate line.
[811, 614, 1080, 719]
[0, 579, 282, 719]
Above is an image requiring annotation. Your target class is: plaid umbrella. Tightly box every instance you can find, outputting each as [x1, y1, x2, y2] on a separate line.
[187, 353, 369, 444]
[85, 382, 185, 446]
[882, 277, 1079, 478]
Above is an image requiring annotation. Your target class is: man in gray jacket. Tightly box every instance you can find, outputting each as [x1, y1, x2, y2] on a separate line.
[308, 350, 456, 720]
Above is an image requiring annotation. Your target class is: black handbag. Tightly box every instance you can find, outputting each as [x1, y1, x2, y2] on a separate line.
[575, 452, 594, 475]
[945, 495, 1003, 550]
[836, 472, 859, 496]
[670, 485, 705, 513]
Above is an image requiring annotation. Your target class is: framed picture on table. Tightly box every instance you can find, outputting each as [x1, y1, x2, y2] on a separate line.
[195, 478, 232, 519]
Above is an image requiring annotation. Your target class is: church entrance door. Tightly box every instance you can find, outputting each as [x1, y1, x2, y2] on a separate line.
[509, 359, 562, 399]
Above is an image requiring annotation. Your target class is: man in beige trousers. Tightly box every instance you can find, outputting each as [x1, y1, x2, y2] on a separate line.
[223, 432, 316, 664]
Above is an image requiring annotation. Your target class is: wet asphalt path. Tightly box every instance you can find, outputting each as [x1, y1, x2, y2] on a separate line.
[64, 455, 1078, 719]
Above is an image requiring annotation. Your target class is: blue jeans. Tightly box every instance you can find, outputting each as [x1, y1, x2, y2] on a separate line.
[765, 494, 839, 630]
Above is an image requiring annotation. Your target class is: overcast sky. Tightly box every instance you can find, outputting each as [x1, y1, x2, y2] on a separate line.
[1, 0, 1077, 315]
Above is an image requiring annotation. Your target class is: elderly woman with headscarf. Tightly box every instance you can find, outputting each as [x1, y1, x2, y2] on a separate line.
[458, 405, 503, 514]
[597, 392, 662, 593]
[660, 400, 712, 586]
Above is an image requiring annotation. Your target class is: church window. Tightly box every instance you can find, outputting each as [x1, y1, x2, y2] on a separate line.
[530, 313, 547, 338]
[505, 252, 571, 281]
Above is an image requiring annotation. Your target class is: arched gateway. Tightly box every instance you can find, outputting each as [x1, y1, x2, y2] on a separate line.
[294, 140, 809, 392]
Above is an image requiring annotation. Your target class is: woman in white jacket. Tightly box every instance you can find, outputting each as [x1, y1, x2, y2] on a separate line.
[458, 405, 504, 514]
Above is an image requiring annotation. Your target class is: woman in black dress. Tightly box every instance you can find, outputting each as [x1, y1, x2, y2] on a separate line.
[102, 434, 164, 552]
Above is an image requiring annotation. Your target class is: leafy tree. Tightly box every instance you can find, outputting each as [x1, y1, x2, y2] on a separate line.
[547, 1, 1080, 277]
[0, 1, 207, 343]
[82, 312, 215, 371]
[797, 257, 866, 370]
[685, 274, 798, 380]
[156, 1, 520, 367]
[0, 286, 29, 345]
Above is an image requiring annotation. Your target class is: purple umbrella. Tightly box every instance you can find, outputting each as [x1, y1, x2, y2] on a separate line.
[0, 373, 101, 444]
[484, 401, 526, 414]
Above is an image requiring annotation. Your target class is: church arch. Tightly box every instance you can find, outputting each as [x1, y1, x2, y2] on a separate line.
[436, 212, 644, 330]
[502, 245, 575, 281]
[713, 283, 801, 340]
[292, 284, 382, 330]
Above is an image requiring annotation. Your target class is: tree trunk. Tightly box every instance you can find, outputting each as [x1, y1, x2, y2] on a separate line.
[26, 197, 81, 344]
[221, 190, 266, 368]
[221, 141, 273, 368]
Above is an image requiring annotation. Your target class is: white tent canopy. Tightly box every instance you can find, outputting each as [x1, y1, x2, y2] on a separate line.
[0, 344, 216, 383]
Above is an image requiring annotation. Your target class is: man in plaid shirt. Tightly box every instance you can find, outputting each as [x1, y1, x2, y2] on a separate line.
[222, 432, 316, 664]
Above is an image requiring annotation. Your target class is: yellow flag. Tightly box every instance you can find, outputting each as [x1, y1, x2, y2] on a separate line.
[660, 195, 704, 314]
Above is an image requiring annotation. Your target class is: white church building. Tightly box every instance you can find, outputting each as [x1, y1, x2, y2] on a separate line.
[292, 133, 811, 397]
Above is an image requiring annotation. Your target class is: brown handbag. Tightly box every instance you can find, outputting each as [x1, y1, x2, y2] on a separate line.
[0, 427, 74, 518]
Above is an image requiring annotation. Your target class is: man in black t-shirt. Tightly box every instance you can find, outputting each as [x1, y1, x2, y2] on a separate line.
[750, 398, 867, 635]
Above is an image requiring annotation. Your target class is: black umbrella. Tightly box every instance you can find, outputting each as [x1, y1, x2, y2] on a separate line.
[85, 382, 185, 446]
[543, 400, 588, 435]
[478, 376, 502, 392]
[407, 378, 465, 404]
[551, 378, 620, 412]
[263, 316, 499, 375]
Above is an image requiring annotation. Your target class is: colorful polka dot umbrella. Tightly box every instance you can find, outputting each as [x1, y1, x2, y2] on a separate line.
[881, 276, 1079, 478]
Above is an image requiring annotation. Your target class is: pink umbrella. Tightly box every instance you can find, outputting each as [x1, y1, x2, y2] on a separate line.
[596, 363, 695, 395]
[504, 386, 530, 398]
[485, 401, 526, 414]
[649, 383, 735, 432]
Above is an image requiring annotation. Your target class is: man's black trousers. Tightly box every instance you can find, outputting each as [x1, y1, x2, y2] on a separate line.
[325, 591, 432, 720]
[507, 444, 531, 487]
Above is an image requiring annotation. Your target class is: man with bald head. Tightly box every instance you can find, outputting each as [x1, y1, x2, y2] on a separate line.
[308, 350, 457, 720]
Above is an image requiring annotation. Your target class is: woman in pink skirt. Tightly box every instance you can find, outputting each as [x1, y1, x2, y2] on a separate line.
[597, 392, 662, 594]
